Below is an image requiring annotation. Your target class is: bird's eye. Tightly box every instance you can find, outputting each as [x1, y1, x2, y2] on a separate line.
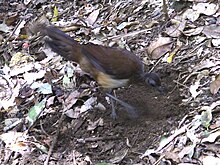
[147, 78, 157, 87]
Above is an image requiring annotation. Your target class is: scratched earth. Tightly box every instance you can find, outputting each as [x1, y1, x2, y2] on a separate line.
[32, 67, 187, 164]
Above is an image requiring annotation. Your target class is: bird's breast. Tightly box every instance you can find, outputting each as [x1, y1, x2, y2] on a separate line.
[97, 72, 129, 89]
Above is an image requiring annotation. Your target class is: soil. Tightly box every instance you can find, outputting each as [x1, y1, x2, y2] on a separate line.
[33, 67, 188, 164]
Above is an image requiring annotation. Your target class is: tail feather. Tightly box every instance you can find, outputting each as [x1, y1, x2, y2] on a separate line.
[46, 39, 72, 57]
[39, 25, 82, 63]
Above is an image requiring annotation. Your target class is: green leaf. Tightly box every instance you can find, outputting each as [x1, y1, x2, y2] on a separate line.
[52, 6, 58, 22]
[200, 109, 212, 129]
[27, 99, 46, 127]
[37, 83, 52, 94]
[32, 142, 48, 153]
[62, 75, 71, 87]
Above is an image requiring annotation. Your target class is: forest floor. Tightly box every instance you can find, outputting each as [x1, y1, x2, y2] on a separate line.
[0, 0, 220, 164]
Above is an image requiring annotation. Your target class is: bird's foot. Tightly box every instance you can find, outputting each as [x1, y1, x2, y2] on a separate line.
[110, 110, 118, 120]
[124, 105, 139, 119]
[106, 93, 139, 119]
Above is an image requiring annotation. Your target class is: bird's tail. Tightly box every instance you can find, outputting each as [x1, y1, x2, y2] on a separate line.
[33, 23, 82, 63]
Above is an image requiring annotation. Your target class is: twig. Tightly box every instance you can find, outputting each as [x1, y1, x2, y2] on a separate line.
[156, 123, 189, 152]
[153, 154, 165, 165]
[182, 72, 199, 85]
[1, 19, 23, 48]
[162, 0, 169, 20]
[44, 112, 65, 165]
[40, 119, 50, 136]
[101, 29, 151, 41]
[173, 80, 189, 88]
[148, 57, 163, 73]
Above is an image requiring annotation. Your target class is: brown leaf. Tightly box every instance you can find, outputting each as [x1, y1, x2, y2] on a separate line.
[210, 74, 220, 94]
[193, 3, 219, 16]
[147, 37, 173, 59]
[203, 25, 220, 38]
[64, 90, 80, 110]
[86, 9, 100, 26]
[183, 26, 204, 36]
[165, 19, 186, 37]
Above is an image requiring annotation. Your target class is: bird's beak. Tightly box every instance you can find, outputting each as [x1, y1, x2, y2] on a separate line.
[155, 85, 167, 95]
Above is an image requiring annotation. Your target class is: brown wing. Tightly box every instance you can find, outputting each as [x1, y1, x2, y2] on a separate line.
[82, 44, 144, 80]
[40, 26, 143, 80]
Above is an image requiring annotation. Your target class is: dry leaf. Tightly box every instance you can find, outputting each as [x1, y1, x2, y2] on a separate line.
[203, 25, 220, 39]
[190, 81, 201, 98]
[212, 38, 220, 47]
[183, 9, 200, 22]
[64, 90, 80, 110]
[193, 3, 219, 16]
[210, 74, 220, 94]
[165, 19, 186, 37]
[87, 118, 103, 131]
[202, 156, 220, 165]
[202, 131, 220, 143]
[86, 9, 100, 26]
[183, 26, 204, 36]
[147, 37, 173, 59]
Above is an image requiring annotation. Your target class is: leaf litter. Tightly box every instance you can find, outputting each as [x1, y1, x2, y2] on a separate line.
[0, 0, 220, 164]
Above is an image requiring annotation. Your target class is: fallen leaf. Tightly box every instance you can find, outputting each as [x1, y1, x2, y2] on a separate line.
[94, 103, 106, 111]
[202, 156, 220, 165]
[86, 9, 100, 26]
[183, 9, 200, 22]
[212, 38, 220, 47]
[87, 118, 103, 131]
[210, 74, 220, 94]
[32, 142, 48, 153]
[0, 131, 31, 155]
[190, 81, 202, 98]
[80, 97, 97, 113]
[203, 25, 220, 39]
[31, 82, 52, 94]
[110, 148, 128, 163]
[46, 96, 55, 107]
[51, 6, 58, 22]
[167, 40, 182, 63]
[164, 151, 179, 163]
[178, 144, 196, 159]
[200, 109, 212, 129]
[147, 37, 173, 59]
[64, 90, 80, 110]
[27, 99, 46, 127]
[165, 19, 186, 37]
[193, 3, 219, 16]
[10, 52, 34, 67]
[202, 131, 220, 143]
[23, 70, 46, 84]
[183, 26, 204, 36]
[14, 20, 26, 37]
[210, 119, 220, 129]
[0, 22, 12, 33]
[116, 21, 139, 30]
[37, 83, 52, 94]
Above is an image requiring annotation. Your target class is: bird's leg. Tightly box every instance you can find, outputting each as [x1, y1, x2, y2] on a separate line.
[106, 92, 138, 119]
[106, 90, 117, 119]
[109, 92, 117, 119]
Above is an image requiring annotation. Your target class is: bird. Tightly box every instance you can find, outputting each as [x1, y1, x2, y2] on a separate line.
[35, 24, 165, 119]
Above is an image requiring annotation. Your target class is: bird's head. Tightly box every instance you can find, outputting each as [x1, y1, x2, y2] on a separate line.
[143, 72, 167, 94]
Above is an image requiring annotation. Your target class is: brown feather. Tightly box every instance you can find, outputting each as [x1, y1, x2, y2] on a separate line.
[38, 25, 145, 88]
